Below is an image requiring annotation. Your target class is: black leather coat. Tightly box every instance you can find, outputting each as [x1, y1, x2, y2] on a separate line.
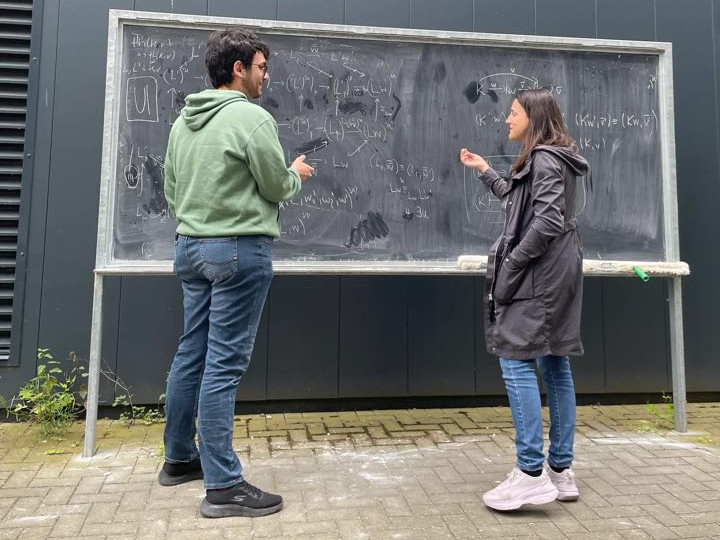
[480, 145, 589, 359]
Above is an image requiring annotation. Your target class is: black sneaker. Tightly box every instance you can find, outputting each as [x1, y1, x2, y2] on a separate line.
[157, 458, 204, 486]
[200, 480, 283, 518]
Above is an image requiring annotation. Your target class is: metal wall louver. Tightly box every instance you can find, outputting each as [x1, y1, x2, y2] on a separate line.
[0, 0, 32, 361]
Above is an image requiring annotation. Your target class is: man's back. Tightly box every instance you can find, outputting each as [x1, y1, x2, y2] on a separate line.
[164, 88, 301, 238]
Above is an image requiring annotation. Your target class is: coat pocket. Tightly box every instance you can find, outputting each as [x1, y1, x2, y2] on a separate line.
[493, 257, 534, 304]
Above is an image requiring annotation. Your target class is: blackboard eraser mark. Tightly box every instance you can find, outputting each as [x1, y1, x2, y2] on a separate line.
[338, 99, 366, 116]
[402, 210, 414, 221]
[173, 90, 186, 110]
[295, 137, 330, 155]
[344, 211, 389, 248]
[304, 98, 314, 110]
[434, 62, 447, 84]
[487, 90, 499, 103]
[391, 93, 401, 121]
[264, 97, 279, 109]
[463, 81, 482, 104]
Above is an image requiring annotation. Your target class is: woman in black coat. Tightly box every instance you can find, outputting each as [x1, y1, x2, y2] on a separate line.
[460, 89, 589, 512]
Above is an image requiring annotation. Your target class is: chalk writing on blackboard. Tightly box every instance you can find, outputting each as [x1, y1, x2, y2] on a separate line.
[112, 25, 665, 264]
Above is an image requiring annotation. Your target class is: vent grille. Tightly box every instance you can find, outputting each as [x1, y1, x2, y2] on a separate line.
[0, 0, 32, 361]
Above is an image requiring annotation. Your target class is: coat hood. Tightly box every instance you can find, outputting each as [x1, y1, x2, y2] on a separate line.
[181, 89, 248, 131]
[532, 145, 590, 176]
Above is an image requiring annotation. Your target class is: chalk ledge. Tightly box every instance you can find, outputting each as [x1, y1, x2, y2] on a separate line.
[95, 259, 690, 277]
[457, 256, 690, 277]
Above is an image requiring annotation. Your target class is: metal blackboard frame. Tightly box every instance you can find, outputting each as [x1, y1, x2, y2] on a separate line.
[85, 9, 689, 456]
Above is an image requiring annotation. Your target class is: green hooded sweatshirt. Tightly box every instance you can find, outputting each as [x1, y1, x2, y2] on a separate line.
[164, 89, 301, 238]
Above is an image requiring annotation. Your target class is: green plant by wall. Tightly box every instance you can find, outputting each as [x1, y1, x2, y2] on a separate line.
[638, 392, 674, 433]
[1, 349, 166, 438]
[112, 393, 165, 426]
[0, 349, 87, 438]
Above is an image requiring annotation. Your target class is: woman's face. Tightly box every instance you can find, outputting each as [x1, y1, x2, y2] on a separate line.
[506, 99, 529, 141]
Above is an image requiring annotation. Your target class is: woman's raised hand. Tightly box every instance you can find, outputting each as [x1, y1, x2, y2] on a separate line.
[459, 148, 489, 173]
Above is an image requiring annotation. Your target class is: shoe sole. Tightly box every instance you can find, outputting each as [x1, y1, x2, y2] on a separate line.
[483, 486, 559, 511]
[557, 492, 579, 502]
[199, 498, 283, 518]
[158, 469, 204, 486]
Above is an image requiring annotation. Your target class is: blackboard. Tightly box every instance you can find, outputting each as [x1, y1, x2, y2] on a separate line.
[97, 11, 680, 273]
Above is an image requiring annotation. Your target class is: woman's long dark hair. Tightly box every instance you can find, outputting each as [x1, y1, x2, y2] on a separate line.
[511, 89, 577, 173]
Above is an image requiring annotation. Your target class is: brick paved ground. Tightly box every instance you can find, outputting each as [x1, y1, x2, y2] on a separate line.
[0, 403, 719, 540]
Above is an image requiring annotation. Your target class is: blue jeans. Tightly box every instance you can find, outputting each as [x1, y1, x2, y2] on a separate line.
[499, 355, 576, 472]
[163, 234, 273, 489]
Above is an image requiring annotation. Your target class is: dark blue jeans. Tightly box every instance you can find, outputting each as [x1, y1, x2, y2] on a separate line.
[163, 234, 273, 489]
[500, 355, 576, 472]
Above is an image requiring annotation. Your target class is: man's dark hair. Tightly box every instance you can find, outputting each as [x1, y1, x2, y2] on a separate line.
[205, 29, 270, 89]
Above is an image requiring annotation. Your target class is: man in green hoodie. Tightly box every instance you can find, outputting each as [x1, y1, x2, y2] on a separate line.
[158, 28, 314, 519]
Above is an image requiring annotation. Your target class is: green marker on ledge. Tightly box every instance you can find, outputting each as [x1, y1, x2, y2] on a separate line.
[632, 266, 649, 282]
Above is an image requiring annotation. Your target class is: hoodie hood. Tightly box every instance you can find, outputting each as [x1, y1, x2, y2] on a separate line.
[533, 145, 590, 176]
[181, 89, 248, 131]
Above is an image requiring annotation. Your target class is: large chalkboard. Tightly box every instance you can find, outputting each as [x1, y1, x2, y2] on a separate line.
[96, 11, 680, 274]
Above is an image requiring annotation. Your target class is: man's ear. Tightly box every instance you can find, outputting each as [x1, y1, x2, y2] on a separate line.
[232, 60, 245, 78]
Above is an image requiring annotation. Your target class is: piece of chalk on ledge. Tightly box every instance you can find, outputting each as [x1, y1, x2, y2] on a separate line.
[632, 266, 649, 282]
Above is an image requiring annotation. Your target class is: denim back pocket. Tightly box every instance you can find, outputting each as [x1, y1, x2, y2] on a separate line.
[198, 237, 238, 281]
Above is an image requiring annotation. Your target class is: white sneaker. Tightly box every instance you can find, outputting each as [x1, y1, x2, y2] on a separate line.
[545, 465, 579, 501]
[482, 467, 559, 511]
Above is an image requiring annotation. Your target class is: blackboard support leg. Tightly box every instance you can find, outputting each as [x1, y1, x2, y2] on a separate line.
[669, 276, 687, 432]
[83, 272, 104, 457]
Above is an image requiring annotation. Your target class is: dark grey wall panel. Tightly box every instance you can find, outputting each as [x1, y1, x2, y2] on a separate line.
[114, 277, 180, 403]
[573, 279, 605, 393]
[411, 0, 473, 32]
[135, 0, 207, 14]
[98, 277, 122, 404]
[407, 276, 475, 396]
[266, 276, 339, 400]
[596, 0, 655, 41]
[37, 0, 132, 377]
[475, 358, 502, 394]
[603, 279, 669, 392]
[346, 0, 410, 28]
[339, 276, 407, 397]
[658, 0, 720, 392]
[708, 0, 720, 391]
[208, 0, 277, 19]
[472, 0, 534, 35]
[277, 0, 343, 25]
[536, 0, 595, 38]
